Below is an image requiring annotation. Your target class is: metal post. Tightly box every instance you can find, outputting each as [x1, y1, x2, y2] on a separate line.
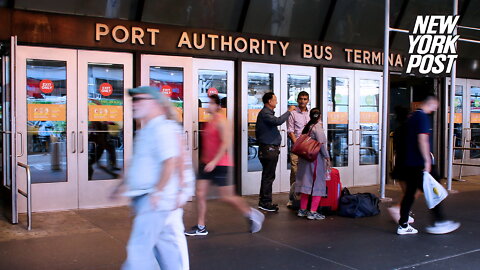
[447, 0, 458, 191]
[380, 0, 390, 199]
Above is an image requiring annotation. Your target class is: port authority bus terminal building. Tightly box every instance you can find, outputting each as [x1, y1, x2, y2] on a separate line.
[0, 1, 479, 222]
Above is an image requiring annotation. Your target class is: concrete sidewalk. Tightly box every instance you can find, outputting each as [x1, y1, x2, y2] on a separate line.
[0, 177, 479, 270]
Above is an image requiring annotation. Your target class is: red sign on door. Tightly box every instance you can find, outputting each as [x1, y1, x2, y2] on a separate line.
[99, 83, 113, 97]
[161, 85, 173, 97]
[39, 79, 54, 94]
[207, 87, 218, 96]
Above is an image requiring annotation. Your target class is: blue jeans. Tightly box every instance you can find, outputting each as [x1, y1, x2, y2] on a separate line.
[122, 209, 187, 270]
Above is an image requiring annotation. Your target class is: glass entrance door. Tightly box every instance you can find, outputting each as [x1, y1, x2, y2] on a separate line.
[279, 65, 316, 192]
[140, 55, 193, 156]
[192, 59, 234, 172]
[323, 68, 382, 187]
[241, 63, 317, 195]
[16, 46, 133, 212]
[77, 51, 132, 208]
[448, 78, 480, 176]
[16, 46, 78, 211]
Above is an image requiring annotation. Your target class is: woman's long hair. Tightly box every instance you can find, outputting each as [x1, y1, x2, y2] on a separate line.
[302, 108, 321, 134]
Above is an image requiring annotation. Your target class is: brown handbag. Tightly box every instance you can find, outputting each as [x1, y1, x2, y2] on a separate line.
[291, 126, 321, 162]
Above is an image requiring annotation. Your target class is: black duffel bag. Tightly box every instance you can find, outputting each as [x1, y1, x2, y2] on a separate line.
[338, 188, 380, 218]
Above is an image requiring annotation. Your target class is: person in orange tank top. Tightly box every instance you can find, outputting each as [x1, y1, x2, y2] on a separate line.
[185, 94, 264, 236]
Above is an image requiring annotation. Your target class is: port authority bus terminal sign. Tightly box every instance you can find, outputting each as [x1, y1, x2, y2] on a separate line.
[93, 23, 404, 71]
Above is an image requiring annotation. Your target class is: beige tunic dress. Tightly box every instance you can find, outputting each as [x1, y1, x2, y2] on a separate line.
[294, 123, 329, 196]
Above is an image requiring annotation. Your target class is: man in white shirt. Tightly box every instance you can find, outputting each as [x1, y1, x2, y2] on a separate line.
[112, 86, 193, 270]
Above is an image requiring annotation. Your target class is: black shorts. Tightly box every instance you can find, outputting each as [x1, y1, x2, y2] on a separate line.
[197, 164, 231, 186]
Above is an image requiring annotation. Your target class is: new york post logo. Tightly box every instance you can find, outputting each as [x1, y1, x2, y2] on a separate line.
[406, 15, 460, 76]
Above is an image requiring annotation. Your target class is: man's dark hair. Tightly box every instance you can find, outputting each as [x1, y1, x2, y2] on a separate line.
[297, 91, 309, 99]
[421, 93, 438, 103]
[209, 94, 221, 105]
[262, 92, 275, 104]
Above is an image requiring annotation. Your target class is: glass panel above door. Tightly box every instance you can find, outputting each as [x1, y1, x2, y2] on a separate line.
[358, 79, 380, 165]
[327, 77, 349, 167]
[26, 59, 67, 183]
[149, 66, 184, 123]
[247, 72, 273, 172]
[87, 63, 124, 180]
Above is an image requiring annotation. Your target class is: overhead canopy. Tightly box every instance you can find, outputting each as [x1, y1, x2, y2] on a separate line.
[2, 0, 479, 59]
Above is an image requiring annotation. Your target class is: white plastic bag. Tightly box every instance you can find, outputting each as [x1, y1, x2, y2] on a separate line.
[423, 172, 448, 209]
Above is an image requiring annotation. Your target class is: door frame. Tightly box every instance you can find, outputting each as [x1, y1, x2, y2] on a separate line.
[323, 68, 355, 187]
[77, 50, 132, 209]
[191, 59, 235, 171]
[241, 62, 281, 195]
[353, 70, 382, 186]
[322, 68, 382, 187]
[16, 46, 78, 212]
[279, 65, 317, 192]
[140, 54, 193, 155]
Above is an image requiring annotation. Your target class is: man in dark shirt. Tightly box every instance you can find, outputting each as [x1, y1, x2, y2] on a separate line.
[256, 92, 295, 211]
[397, 94, 460, 235]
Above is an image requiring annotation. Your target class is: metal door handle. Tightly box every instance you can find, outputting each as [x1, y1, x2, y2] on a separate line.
[71, 131, 76, 153]
[281, 129, 286, 147]
[185, 131, 189, 151]
[79, 131, 84, 153]
[193, 130, 198, 150]
[16, 132, 24, 157]
[348, 129, 354, 146]
[355, 129, 361, 145]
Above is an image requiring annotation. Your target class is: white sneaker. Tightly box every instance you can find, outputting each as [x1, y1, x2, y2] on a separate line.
[249, 208, 265, 233]
[397, 224, 418, 235]
[426, 220, 461, 235]
[388, 207, 415, 223]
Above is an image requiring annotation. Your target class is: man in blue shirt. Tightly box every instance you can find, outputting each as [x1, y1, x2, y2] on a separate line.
[397, 94, 460, 235]
[256, 92, 295, 212]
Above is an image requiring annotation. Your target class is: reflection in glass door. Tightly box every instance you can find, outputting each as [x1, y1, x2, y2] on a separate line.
[141, 55, 193, 156]
[77, 51, 132, 208]
[323, 68, 382, 187]
[192, 59, 234, 172]
[242, 63, 280, 195]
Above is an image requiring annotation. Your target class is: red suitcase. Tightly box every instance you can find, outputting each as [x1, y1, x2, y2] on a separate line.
[319, 168, 342, 211]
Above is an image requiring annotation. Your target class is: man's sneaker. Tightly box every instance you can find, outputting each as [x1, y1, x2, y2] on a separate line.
[249, 208, 265, 233]
[297, 209, 308, 217]
[425, 220, 461, 234]
[185, 225, 208, 236]
[397, 224, 418, 235]
[258, 203, 279, 212]
[388, 206, 415, 223]
[286, 200, 293, 208]
[307, 211, 325, 220]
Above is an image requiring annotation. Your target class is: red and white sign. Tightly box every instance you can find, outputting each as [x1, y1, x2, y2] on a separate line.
[39, 79, 54, 94]
[207, 87, 218, 96]
[99, 83, 113, 97]
[161, 85, 173, 97]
